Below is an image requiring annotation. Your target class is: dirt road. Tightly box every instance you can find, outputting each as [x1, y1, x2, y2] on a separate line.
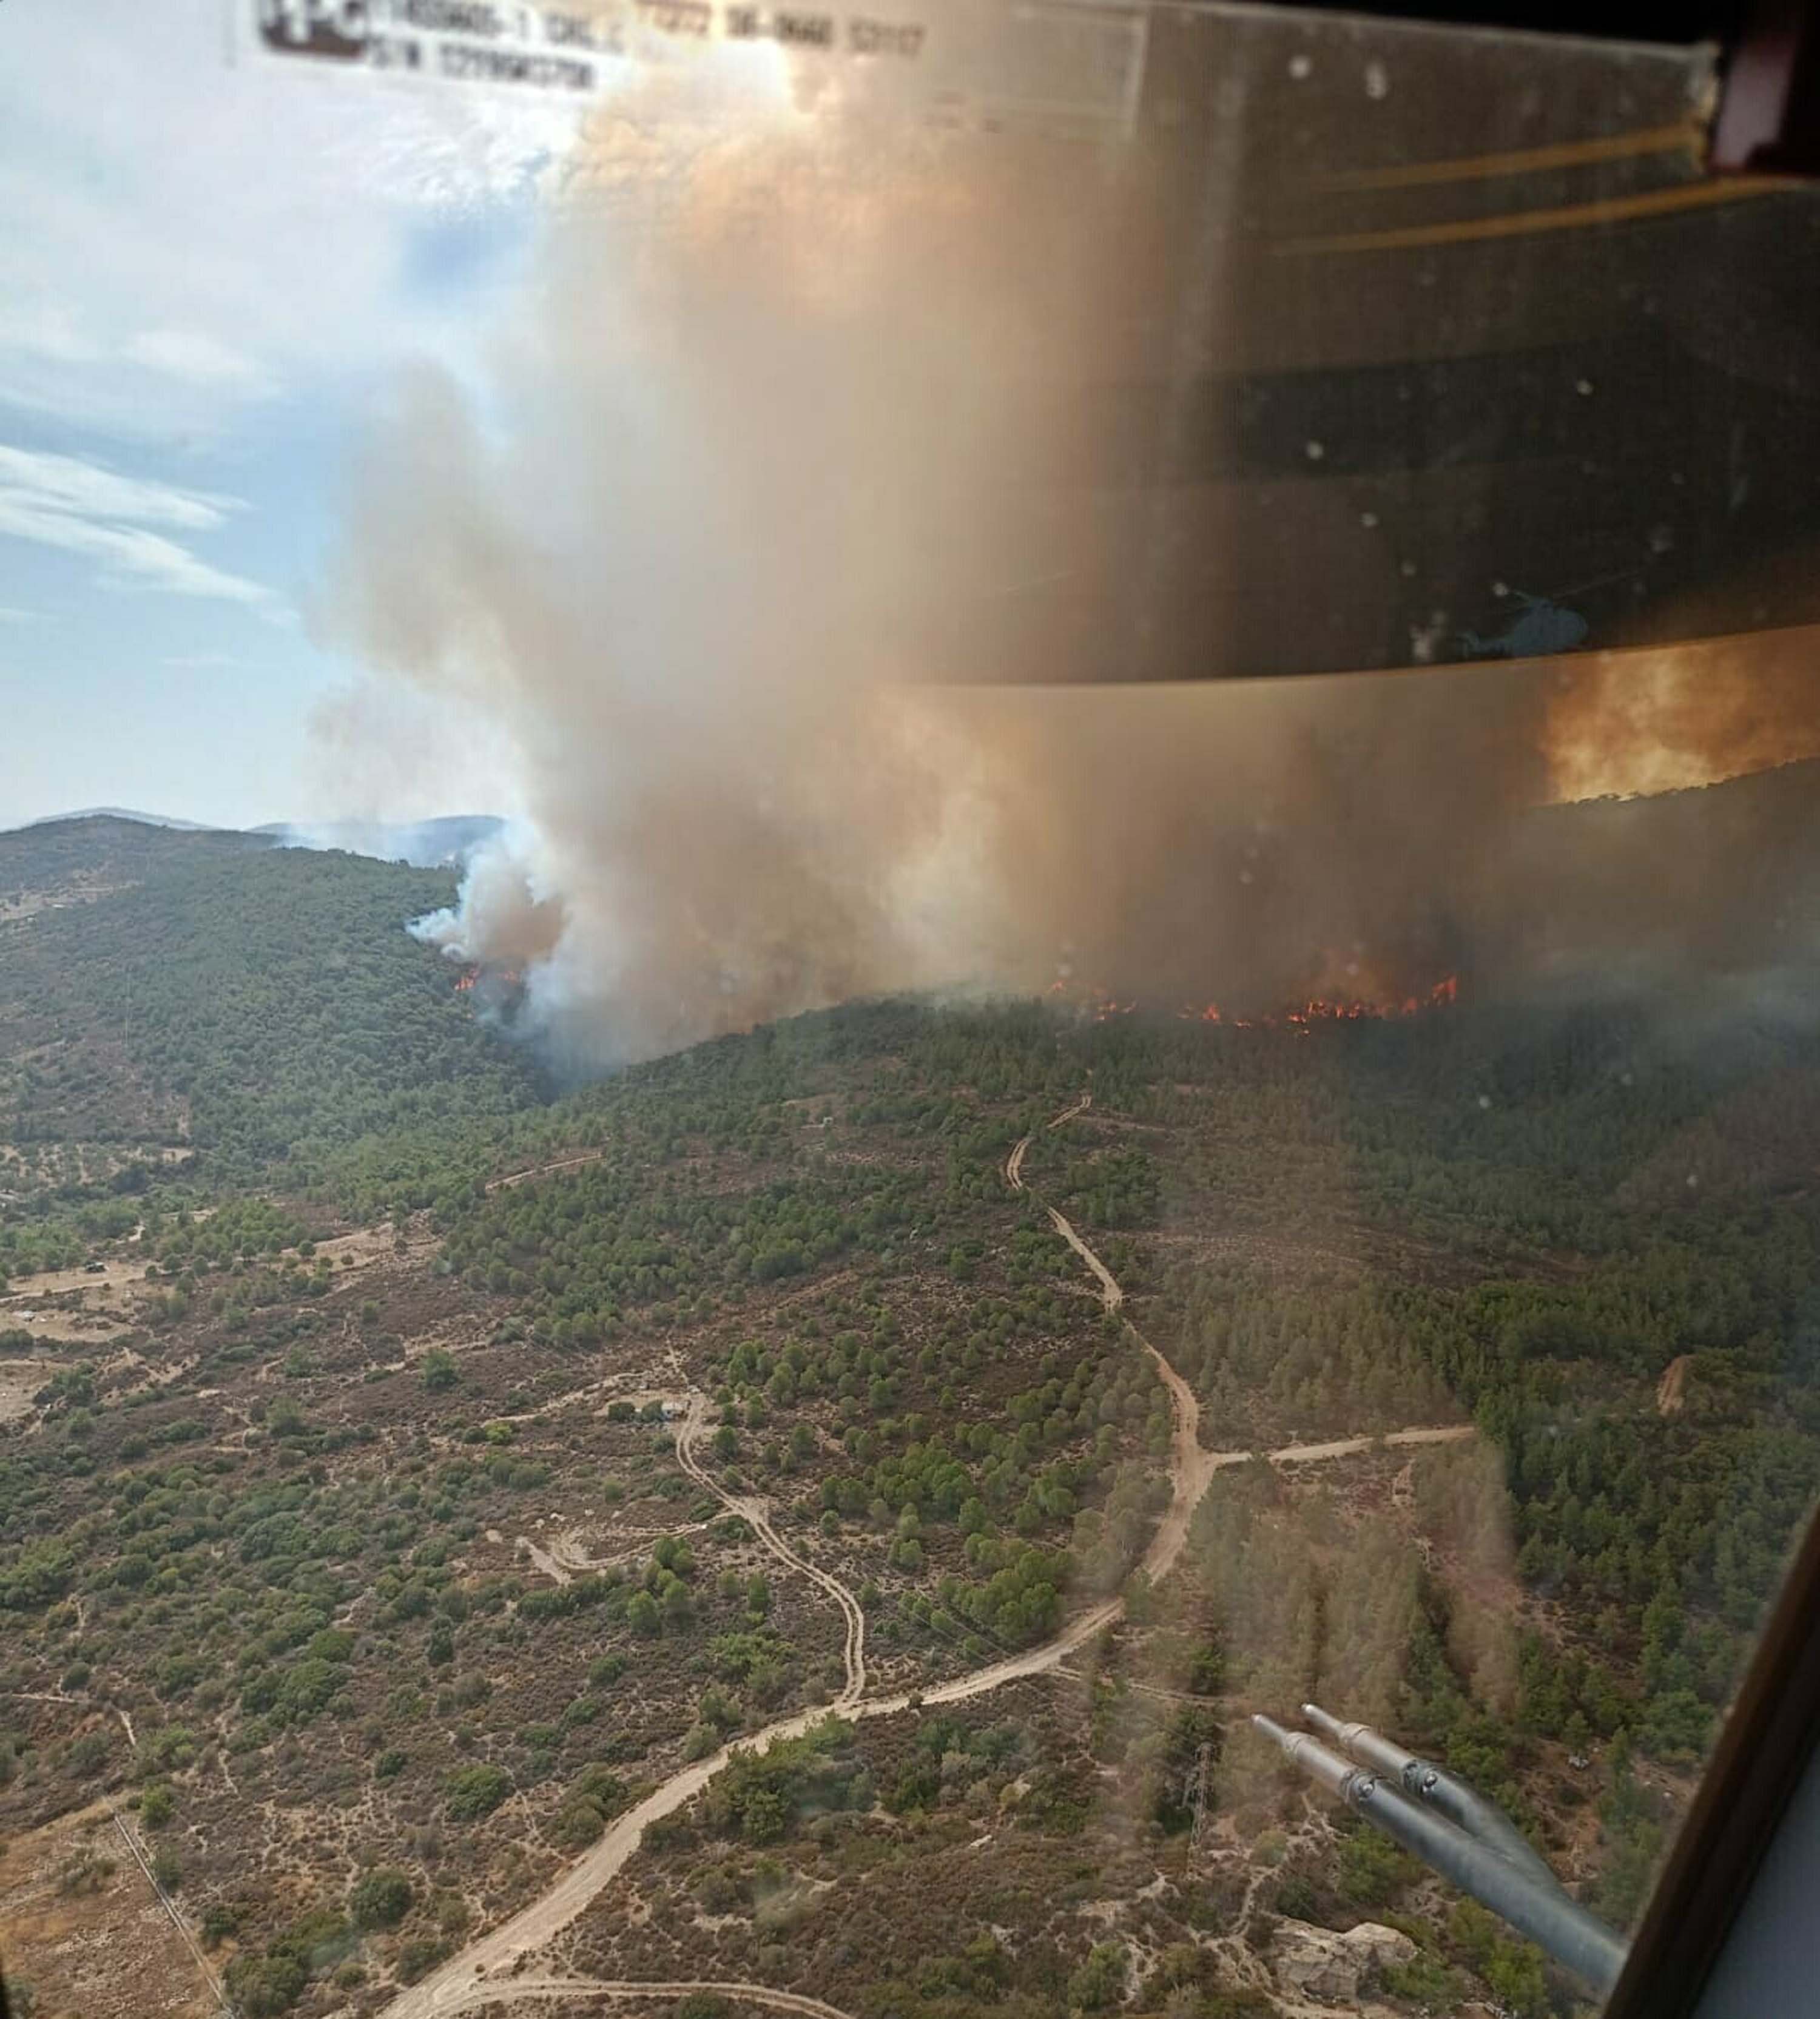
[675, 1394, 867, 1708]
[373, 1095, 1464, 2019]
[1259, 1424, 1474, 1466]
[1006, 1102, 1213, 1586]
[1002, 1090, 1094, 1193]
[485, 1151, 607, 1195]
[517, 1518, 712, 1589]
[434, 1976, 856, 2019]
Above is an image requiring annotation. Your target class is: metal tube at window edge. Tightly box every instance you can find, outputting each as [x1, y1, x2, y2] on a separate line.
[1300, 1698, 1562, 1890]
[1255, 1715, 1629, 1995]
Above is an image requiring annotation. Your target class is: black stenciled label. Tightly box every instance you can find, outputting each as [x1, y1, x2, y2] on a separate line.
[258, 0, 373, 58]
[252, 0, 926, 74]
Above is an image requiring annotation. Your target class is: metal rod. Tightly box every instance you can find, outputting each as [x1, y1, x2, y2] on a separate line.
[1253, 1714, 1354, 1798]
[1301, 1699, 1560, 1889]
[1255, 1714, 1629, 1995]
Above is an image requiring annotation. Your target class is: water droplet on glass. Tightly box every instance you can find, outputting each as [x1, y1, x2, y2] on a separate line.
[1305, 440, 1325, 461]
[1477, 1094, 1492, 1110]
[1289, 52, 1312, 78]
[1364, 60, 1388, 98]
[1360, 510, 1379, 528]
[1576, 377, 1595, 396]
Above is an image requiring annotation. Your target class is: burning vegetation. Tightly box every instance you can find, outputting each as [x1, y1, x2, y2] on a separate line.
[1051, 971, 1461, 1028]
[451, 962, 525, 1006]
[1188, 972, 1461, 1030]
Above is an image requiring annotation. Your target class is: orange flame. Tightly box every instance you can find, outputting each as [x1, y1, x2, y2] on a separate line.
[1050, 969, 1460, 1029]
[454, 964, 526, 994]
[1174, 972, 1460, 1028]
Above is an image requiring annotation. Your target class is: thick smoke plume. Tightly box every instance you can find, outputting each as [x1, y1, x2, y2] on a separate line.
[326, 62, 1820, 1071]
[332, 67, 1083, 1066]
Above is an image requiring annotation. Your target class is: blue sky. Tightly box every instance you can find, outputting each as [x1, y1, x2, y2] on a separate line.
[0, 4, 579, 829]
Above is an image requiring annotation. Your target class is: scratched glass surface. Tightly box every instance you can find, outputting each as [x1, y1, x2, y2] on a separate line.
[0, 7, 1817, 2017]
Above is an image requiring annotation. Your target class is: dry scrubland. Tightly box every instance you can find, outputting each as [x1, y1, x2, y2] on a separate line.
[1, 812, 1818, 2019]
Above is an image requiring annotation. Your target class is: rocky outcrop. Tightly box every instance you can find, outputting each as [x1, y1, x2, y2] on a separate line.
[1268, 1918, 1417, 2003]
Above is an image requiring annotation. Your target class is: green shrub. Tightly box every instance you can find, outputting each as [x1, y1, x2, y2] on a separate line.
[224, 1952, 307, 2017]
[349, 1865, 413, 1930]
[422, 1349, 459, 1392]
[396, 1936, 449, 1984]
[444, 1763, 510, 1821]
[1336, 1823, 1419, 1907]
[1068, 1942, 1127, 2011]
[553, 1801, 607, 1849]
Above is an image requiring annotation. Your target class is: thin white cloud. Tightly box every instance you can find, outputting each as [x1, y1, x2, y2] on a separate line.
[0, 604, 40, 622]
[0, 445, 238, 530]
[0, 445, 274, 610]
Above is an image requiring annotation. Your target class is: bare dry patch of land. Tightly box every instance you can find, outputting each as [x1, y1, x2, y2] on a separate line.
[0, 1802, 217, 2019]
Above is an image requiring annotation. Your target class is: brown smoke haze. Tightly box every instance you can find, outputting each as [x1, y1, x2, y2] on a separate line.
[323, 64, 1820, 1072]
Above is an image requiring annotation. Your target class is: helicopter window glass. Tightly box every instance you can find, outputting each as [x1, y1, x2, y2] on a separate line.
[0, 7, 1816, 2016]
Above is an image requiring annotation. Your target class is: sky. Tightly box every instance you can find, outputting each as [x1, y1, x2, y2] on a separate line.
[0, 3, 584, 831]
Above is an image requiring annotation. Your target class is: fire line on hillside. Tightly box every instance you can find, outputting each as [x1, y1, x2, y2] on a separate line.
[1051, 972, 1461, 1028]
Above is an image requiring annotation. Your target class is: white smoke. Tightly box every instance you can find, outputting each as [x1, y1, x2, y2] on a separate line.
[407, 829, 564, 963]
[325, 62, 1109, 1067]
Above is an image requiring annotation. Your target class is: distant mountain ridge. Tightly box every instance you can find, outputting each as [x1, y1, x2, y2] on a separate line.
[255, 815, 505, 868]
[16, 805, 218, 832]
[4, 807, 505, 871]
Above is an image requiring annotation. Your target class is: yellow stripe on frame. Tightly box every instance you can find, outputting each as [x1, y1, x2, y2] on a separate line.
[1312, 121, 1703, 192]
[1278, 174, 1806, 255]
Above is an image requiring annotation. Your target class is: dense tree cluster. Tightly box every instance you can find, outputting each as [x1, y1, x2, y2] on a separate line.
[1130, 1005, 1820, 1789]
[439, 1162, 926, 1341]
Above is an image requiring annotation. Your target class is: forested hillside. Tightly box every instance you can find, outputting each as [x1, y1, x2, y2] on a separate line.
[0, 814, 1816, 2019]
[1027, 1006, 1820, 1787]
[0, 821, 543, 1222]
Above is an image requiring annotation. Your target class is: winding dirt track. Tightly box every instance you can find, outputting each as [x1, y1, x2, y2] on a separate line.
[373, 1096, 1466, 2019]
[1006, 1097, 1212, 1588]
[674, 1395, 868, 1708]
[432, 1976, 857, 2018]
